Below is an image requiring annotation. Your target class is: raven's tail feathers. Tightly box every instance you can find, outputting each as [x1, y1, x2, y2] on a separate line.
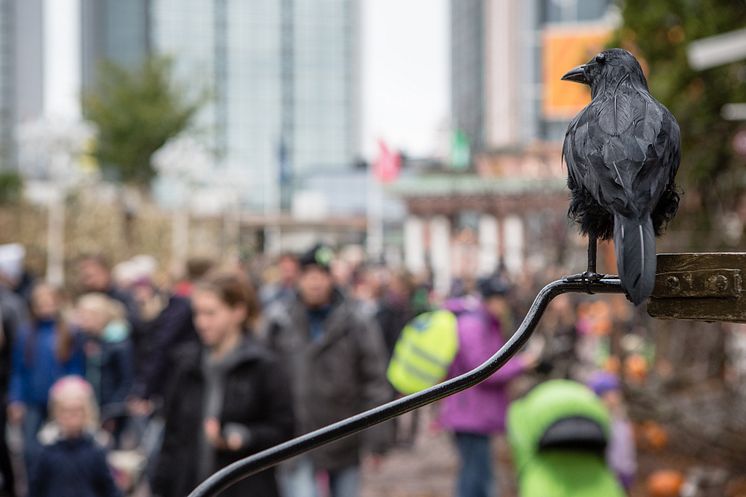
[613, 215, 656, 305]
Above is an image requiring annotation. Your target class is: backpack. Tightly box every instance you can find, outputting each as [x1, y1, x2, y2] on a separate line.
[386, 310, 459, 395]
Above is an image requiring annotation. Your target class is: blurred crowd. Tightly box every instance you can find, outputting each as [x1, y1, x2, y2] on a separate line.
[0, 242, 642, 497]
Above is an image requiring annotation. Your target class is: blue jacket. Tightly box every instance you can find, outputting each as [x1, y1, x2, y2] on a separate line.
[29, 434, 121, 497]
[9, 320, 86, 407]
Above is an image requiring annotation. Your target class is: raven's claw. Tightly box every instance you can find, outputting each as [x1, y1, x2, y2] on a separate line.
[563, 271, 606, 292]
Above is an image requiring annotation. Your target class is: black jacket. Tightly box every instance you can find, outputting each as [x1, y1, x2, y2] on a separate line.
[131, 295, 198, 400]
[152, 337, 294, 497]
[0, 287, 26, 399]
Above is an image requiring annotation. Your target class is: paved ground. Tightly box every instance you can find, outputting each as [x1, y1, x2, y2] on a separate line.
[361, 407, 519, 497]
[361, 408, 458, 497]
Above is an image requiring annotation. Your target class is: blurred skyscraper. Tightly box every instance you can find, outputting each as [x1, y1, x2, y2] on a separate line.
[0, 0, 14, 170]
[81, 0, 151, 89]
[395, 0, 617, 289]
[151, 0, 360, 212]
[450, 0, 615, 153]
[451, 0, 485, 152]
[0, 0, 150, 172]
[0, 0, 46, 171]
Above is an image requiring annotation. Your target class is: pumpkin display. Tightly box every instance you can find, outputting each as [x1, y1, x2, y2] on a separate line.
[625, 353, 648, 383]
[646, 469, 685, 497]
[640, 421, 669, 451]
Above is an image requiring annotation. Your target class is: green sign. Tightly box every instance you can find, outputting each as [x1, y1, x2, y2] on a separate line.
[451, 129, 471, 169]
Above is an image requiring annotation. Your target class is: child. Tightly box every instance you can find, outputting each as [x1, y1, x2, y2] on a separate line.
[29, 376, 121, 497]
[75, 294, 134, 446]
[8, 283, 85, 469]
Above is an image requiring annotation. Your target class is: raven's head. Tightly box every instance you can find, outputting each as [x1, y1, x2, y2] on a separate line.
[561, 48, 648, 94]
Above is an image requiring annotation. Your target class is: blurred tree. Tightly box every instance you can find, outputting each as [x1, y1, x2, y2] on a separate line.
[83, 56, 204, 186]
[0, 171, 22, 204]
[611, 0, 746, 241]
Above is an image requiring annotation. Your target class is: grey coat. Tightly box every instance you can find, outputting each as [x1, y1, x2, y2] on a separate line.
[263, 290, 390, 471]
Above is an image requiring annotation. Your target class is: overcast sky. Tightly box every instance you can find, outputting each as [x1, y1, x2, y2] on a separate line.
[361, 0, 450, 160]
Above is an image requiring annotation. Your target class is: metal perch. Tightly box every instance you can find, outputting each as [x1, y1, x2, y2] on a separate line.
[188, 276, 625, 497]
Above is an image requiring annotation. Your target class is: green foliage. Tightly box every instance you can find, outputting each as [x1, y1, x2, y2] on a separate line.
[610, 0, 746, 219]
[83, 56, 204, 185]
[0, 171, 23, 204]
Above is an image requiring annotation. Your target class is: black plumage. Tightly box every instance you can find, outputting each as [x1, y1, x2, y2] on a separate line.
[561, 48, 681, 305]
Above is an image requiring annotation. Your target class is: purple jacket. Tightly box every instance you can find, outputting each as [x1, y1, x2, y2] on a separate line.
[438, 299, 526, 435]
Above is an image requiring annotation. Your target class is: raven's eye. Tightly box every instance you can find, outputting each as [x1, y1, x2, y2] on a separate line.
[595, 53, 606, 64]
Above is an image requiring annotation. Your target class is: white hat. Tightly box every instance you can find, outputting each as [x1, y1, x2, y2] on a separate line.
[0, 243, 25, 282]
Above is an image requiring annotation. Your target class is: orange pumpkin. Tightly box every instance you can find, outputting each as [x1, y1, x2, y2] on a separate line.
[646, 470, 685, 497]
[604, 356, 622, 375]
[625, 354, 648, 383]
[642, 421, 669, 451]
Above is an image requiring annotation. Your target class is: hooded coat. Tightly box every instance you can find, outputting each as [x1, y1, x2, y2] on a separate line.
[437, 298, 527, 435]
[263, 289, 390, 471]
[507, 380, 626, 497]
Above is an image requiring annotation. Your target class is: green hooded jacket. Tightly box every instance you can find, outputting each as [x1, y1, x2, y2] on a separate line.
[507, 380, 626, 497]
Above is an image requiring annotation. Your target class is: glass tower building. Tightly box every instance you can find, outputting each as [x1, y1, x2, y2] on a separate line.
[0, 0, 14, 170]
[151, 0, 360, 212]
[450, 0, 615, 150]
[81, 0, 151, 89]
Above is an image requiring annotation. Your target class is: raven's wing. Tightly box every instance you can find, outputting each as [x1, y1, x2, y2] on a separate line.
[630, 94, 680, 206]
[562, 106, 592, 193]
[656, 104, 681, 187]
[579, 84, 676, 218]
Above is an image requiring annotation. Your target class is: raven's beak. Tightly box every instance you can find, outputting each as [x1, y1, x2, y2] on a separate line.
[561, 64, 589, 84]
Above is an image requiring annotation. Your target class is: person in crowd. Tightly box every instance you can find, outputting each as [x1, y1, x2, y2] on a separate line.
[0, 275, 24, 496]
[411, 270, 434, 316]
[128, 275, 166, 384]
[260, 252, 300, 307]
[535, 294, 579, 379]
[8, 283, 85, 471]
[29, 376, 121, 497]
[75, 294, 134, 447]
[507, 379, 626, 497]
[0, 244, 35, 306]
[264, 244, 390, 497]
[376, 270, 417, 359]
[128, 260, 203, 405]
[152, 273, 294, 497]
[376, 270, 418, 448]
[588, 371, 637, 491]
[172, 257, 214, 298]
[0, 245, 29, 327]
[0, 244, 30, 497]
[351, 265, 383, 316]
[438, 273, 538, 497]
[77, 255, 139, 329]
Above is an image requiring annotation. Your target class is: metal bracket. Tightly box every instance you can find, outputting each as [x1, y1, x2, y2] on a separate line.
[648, 253, 746, 322]
[187, 252, 746, 497]
[654, 269, 741, 299]
[187, 277, 625, 497]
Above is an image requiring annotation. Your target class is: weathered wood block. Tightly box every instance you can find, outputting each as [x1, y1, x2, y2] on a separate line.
[648, 252, 746, 322]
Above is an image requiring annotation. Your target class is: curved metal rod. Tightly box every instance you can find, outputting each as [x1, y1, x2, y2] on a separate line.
[188, 276, 624, 497]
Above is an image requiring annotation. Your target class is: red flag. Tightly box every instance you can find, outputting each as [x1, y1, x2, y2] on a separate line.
[373, 139, 401, 183]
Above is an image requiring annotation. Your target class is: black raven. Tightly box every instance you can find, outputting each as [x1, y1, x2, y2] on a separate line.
[561, 48, 680, 305]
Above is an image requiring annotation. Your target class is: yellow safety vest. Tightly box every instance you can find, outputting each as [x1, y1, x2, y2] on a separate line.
[387, 310, 459, 395]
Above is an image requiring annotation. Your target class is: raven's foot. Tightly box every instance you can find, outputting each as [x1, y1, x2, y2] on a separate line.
[563, 271, 606, 292]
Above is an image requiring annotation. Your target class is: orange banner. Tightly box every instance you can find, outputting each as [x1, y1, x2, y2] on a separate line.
[542, 26, 612, 120]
